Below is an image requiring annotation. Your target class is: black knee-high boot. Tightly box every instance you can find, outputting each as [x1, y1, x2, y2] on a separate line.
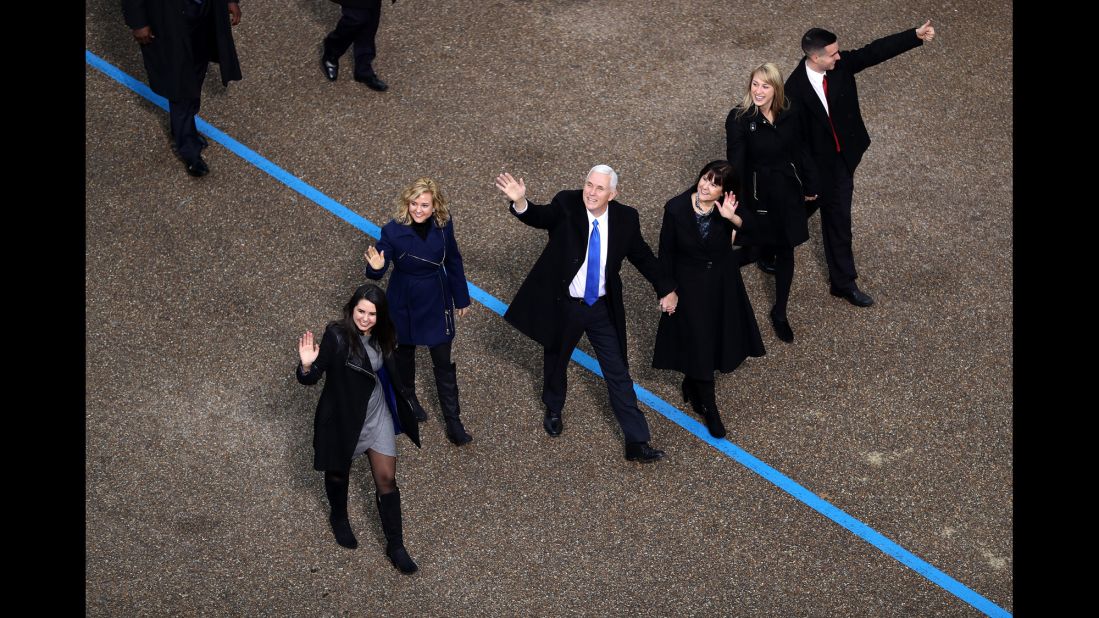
[376, 487, 418, 574]
[694, 379, 727, 439]
[394, 346, 428, 422]
[324, 471, 358, 549]
[433, 362, 473, 445]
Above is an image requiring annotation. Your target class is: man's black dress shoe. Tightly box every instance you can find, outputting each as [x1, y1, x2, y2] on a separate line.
[185, 156, 209, 177]
[830, 286, 874, 307]
[355, 74, 389, 91]
[322, 57, 339, 81]
[770, 311, 794, 343]
[197, 134, 208, 150]
[756, 254, 777, 274]
[543, 408, 562, 437]
[624, 442, 666, 463]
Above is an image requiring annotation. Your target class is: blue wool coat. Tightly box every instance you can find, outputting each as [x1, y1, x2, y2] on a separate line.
[365, 219, 471, 347]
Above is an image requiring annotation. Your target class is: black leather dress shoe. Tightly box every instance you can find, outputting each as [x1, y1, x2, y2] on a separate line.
[770, 311, 794, 343]
[197, 134, 208, 150]
[355, 74, 388, 91]
[624, 442, 666, 463]
[756, 254, 777, 274]
[322, 57, 339, 81]
[830, 286, 874, 307]
[185, 156, 209, 177]
[543, 408, 562, 437]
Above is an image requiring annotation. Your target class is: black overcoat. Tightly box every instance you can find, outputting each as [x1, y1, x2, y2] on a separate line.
[784, 29, 923, 190]
[726, 98, 818, 248]
[297, 323, 423, 472]
[651, 189, 765, 379]
[504, 190, 675, 361]
[121, 0, 243, 101]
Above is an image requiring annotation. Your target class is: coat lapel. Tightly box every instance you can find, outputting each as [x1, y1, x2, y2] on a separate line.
[795, 59, 831, 126]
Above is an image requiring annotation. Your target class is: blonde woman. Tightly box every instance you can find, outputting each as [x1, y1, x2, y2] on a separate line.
[364, 178, 474, 445]
[725, 63, 819, 344]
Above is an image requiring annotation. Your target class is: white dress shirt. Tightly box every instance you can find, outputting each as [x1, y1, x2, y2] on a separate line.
[568, 208, 609, 300]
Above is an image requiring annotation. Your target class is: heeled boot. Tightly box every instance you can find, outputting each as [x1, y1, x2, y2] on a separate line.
[375, 488, 418, 574]
[433, 362, 473, 445]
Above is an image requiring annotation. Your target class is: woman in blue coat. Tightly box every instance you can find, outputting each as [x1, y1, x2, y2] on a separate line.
[365, 178, 474, 445]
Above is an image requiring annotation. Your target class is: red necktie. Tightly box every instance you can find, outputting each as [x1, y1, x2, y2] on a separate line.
[823, 74, 841, 153]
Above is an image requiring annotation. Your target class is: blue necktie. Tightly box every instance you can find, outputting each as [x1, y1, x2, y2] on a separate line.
[584, 219, 601, 306]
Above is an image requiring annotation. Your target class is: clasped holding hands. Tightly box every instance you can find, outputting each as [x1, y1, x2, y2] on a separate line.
[660, 291, 679, 315]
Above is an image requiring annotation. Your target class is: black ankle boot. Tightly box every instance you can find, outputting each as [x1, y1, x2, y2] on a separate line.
[680, 376, 705, 417]
[694, 379, 727, 439]
[376, 488, 418, 574]
[433, 362, 472, 445]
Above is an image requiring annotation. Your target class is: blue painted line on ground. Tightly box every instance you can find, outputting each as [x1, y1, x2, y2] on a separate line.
[86, 50, 1010, 618]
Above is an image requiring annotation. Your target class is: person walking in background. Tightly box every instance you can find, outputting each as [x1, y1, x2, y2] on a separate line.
[122, 0, 243, 177]
[320, 0, 394, 91]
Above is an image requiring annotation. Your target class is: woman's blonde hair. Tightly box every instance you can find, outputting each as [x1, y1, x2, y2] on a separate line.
[735, 62, 789, 120]
[393, 177, 450, 226]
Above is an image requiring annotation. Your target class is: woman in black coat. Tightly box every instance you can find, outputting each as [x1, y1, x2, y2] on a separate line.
[365, 177, 473, 446]
[652, 160, 766, 438]
[297, 284, 423, 573]
[726, 62, 819, 343]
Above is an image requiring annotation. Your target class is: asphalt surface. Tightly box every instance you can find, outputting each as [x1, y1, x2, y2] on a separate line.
[86, 1, 1013, 615]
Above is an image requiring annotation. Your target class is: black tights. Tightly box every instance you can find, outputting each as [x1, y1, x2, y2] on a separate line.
[771, 246, 795, 319]
[323, 450, 398, 514]
[394, 342, 452, 389]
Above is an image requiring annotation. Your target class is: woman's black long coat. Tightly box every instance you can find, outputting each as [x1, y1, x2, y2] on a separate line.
[651, 189, 765, 379]
[725, 99, 818, 248]
[297, 323, 423, 472]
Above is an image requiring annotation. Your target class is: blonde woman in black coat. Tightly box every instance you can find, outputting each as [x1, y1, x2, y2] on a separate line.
[297, 283, 423, 573]
[652, 161, 765, 438]
[726, 62, 819, 344]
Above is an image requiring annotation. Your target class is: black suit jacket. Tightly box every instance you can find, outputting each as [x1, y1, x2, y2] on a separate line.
[504, 190, 675, 361]
[785, 29, 923, 178]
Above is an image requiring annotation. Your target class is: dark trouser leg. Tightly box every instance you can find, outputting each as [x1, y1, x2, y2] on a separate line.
[430, 342, 472, 445]
[171, 2, 212, 163]
[582, 300, 651, 445]
[375, 487, 418, 574]
[169, 96, 202, 162]
[772, 246, 795, 319]
[350, 1, 382, 79]
[541, 303, 587, 414]
[821, 158, 858, 291]
[394, 345, 426, 421]
[323, 469, 358, 549]
[323, 3, 379, 65]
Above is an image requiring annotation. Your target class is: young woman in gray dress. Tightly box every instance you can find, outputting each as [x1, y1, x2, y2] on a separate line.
[297, 283, 423, 573]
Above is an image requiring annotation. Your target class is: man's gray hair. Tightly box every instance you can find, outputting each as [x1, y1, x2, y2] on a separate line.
[587, 164, 619, 191]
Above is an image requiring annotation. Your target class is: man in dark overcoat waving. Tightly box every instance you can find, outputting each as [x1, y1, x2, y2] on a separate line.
[495, 166, 677, 463]
[784, 20, 936, 307]
[122, 0, 243, 177]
